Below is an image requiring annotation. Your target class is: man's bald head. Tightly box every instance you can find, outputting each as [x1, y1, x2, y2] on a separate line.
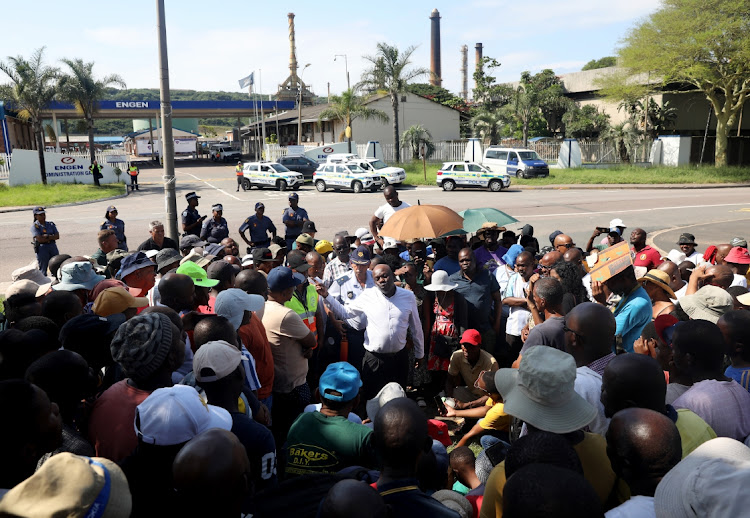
[657, 260, 683, 291]
[715, 244, 733, 264]
[193, 315, 237, 349]
[553, 234, 575, 254]
[235, 269, 268, 299]
[156, 273, 195, 313]
[606, 408, 682, 491]
[540, 251, 564, 267]
[706, 264, 733, 289]
[320, 480, 387, 518]
[563, 247, 583, 265]
[173, 429, 250, 515]
[564, 302, 616, 365]
[374, 398, 430, 473]
[601, 353, 666, 418]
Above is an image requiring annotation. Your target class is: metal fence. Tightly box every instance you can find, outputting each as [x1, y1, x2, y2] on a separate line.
[0, 153, 11, 179]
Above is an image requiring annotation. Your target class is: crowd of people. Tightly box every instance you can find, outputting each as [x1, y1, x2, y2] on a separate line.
[2, 186, 750, 517]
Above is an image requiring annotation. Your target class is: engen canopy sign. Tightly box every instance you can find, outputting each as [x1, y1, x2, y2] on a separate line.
[9, 149, 120, 186]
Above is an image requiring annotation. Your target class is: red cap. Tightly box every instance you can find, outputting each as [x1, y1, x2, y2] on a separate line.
[460, 329, 482, 346]
[654, 314, 679, 346]
[427, 419, 452, 446]
[725, 247, 750, 265]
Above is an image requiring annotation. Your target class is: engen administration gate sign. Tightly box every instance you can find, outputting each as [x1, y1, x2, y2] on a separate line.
[9, 149, 120, 186]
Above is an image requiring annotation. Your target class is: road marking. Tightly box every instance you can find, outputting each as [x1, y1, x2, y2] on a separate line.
[515, 202, 750, 219]
[177, 170, 241, 201]
[733, 208, 750, 212]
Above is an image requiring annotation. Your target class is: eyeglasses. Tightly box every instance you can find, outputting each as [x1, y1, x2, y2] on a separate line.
[563, 323, 584, 341]
[557, 243, 574, 249]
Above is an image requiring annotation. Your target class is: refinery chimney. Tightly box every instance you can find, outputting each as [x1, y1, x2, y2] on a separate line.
[429, 9, 442, 87]
[460, 45, 468, 100]
[475, 43, 483, 91]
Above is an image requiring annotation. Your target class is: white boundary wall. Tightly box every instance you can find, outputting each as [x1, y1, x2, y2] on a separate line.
[9, 149, 123, 186]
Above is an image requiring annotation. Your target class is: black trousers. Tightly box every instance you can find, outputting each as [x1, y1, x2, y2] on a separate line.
[130, 174, 138, 190]
[361, 347, 409, 402]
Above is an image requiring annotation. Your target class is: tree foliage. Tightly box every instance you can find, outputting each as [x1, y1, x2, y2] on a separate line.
[472, 57, 513, 111]
[506, 70, 570, 146]
[582, 57, 617, 71]
[615, 0, 750, 166]
[563, 105, 610, 140]
[400, 124, 434, 159]
[317, 88, 389, 150]
[0, 47, 58, 184]
[358, 43, 428, 162]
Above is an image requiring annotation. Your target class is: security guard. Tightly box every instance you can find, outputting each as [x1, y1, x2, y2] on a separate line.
[100, 205, 127, 250]
[235, 161, 245, 192]
[182, 192, 205, 237]
[327, 245, 374, 371]
[127, 163, 139, 191]
[31, 207, 60, 276]
[200, 203, 229, 244]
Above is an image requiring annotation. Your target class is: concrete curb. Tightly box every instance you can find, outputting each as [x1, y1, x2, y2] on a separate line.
[0, 189, 129, 214]
[508, 183, 750, 191]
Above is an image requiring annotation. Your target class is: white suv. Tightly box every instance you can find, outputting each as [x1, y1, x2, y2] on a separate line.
[436, 161, 511, 192]
[314, 163, 382, 193]
[241, 162, 304, 191]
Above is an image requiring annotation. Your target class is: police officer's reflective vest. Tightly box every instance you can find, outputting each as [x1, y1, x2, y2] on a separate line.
[128, 165, 139, 176]
[236, 164, 243, 176]
[285, 284, 319, 339]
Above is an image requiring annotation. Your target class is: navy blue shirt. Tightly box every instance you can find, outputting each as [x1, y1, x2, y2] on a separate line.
[181, 207, 202, 236]
[239, 215, 277, 244]
[433, 256, 460, 276]
[230, 412, 278, 492]
[101, 218, 127, 250]
[449, 268, 500, 331]
[282, 206, 309, 238]
[200, 217, 229, 243]
[31, 220, 59, 245]
[376, 478, 460, 518]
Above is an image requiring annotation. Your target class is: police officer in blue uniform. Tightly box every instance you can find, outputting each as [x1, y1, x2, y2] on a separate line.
[31, 207, 60, 276]
[239, 202, 277, 251]
[100, 205, 127, 250]
[201, 203, 230, 244]
[182, 192, 205, 237]
[282, 193, 309, 252]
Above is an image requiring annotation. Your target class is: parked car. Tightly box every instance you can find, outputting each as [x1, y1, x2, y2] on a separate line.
[277, 155, 319, 180]
[241, 162, 304, 191]
[326, 154, 406, 186]
[209, 144, 241, 162]
[313, 163, 382, 193]
[436, 161, 511, 192]
[482, 146, 549, 178]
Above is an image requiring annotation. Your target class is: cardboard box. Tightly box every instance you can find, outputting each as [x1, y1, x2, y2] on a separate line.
[589, 241, 633, 283]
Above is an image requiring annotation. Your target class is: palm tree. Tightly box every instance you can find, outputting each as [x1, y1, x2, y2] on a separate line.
[471, 108, 506, 145]
[0, 48, 58, 184]
[400, 124, 434, 160]
[317, 89, 389, 153]
[358, 43, 428, 163]
[58, 59, 125, 185]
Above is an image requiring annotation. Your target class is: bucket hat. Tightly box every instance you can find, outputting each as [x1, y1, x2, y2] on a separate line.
[366, 382, 406, 423]
[493, 346, 596, 433]
[679, 285, 733, 324]
[53, 262, 105, 292]
[424, 270, 458, 292]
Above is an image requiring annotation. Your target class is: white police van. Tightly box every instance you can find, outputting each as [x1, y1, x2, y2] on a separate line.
[482, 146, 549, 178]
[313, 162, 382, 193]
[241, 162, 305, 191]
[326, 155, 406, 186]
[436, 161, 511, 192]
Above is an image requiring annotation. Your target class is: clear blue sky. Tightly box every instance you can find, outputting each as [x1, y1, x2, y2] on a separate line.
[1, 0, 660, 98]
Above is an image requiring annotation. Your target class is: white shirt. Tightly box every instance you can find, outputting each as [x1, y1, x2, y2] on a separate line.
[575, 366, 610, 435]
[324, 286, 424, 358]
[731, 274, 748, 288]
[503, 272, 530, 336]
[685, 250, 703, 266]
[672, 280, 688, 302]
[582, 273, 594, 302]
[374, 201, 411, 225]
[605, 495, 655, 518]
[328, 270, 375, 328]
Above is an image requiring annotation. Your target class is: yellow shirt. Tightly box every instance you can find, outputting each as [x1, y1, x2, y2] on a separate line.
[480, 432, 628, 518]
[675, 408, 717, 458]
[479, 397, 510, 432]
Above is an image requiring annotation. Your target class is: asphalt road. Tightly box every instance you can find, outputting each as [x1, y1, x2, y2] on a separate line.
[2, 162, 749, 290]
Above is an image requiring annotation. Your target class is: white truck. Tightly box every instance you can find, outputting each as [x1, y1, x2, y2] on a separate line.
[209, 144, 242, 162]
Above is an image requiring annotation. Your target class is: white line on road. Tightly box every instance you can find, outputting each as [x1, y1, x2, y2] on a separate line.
[515, 202, 750, 219]
[177, 170, 241, 201]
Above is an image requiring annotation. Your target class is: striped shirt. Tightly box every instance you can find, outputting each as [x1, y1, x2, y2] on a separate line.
[726, 366, 750, 392]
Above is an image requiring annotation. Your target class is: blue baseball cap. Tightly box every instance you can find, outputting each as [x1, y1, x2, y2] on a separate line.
[267, 266, 304, 292]
[116, 252, 156, 280]
[255, 202, 265, 210]
[288, 193, 299, 200]
[319, 362, 362, 402]
[350, 245, 371, 265]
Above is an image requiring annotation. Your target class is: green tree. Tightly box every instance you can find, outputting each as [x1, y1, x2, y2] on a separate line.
[603, 122, 642, 164]
[471, 108, 506, 145]
[582, 57, 617, 71]
[407, 83, 455, 104]
[563, 105, 611, 140]
[472, 57, 514, 111]
[400, 124, 434, 159]
[529, 69, 572, 136]
[317, 88, 389, 153]
[0, 47, 58, 184]
[58, 59, 125, 184]
[359, 43, 429, 163]
[615, 0, 750, 166]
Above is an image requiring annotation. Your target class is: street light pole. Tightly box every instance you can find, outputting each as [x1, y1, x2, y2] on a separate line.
[335, 54, 352, 153]
[156, 0, 178, 243]
[297, 63, 310, 146]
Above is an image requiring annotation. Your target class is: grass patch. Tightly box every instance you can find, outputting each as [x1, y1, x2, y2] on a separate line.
[398, 161, 750, 187]
[0, 183, 126, 208]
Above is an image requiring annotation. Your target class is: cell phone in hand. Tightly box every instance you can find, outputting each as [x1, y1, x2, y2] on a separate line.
[434, 396, 448, 416]
[596, 227, 609, 233]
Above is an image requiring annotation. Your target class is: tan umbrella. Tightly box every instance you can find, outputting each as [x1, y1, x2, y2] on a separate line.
[378, 204, 464, 241]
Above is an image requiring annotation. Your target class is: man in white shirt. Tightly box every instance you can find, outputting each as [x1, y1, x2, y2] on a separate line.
[315, 264, 424, 401]
[501, 251, 534, 366]
[369, 186, 411, 245]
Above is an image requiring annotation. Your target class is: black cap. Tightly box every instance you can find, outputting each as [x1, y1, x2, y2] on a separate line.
[185, 192, 200, 201]
[302, 220, 317, 233]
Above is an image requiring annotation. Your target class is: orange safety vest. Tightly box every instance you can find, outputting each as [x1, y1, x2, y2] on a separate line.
[236, 164, 243, 176]
[285, 284, 319, 340]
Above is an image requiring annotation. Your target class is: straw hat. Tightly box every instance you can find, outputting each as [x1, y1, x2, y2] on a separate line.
[638, 269, 676, 299]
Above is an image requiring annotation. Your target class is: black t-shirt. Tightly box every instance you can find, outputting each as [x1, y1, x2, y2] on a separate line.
[137, 236, 179, 251]
[231, 412, 278, 492]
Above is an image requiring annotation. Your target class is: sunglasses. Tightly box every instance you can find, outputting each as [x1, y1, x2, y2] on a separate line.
[557, 243, 575, 249]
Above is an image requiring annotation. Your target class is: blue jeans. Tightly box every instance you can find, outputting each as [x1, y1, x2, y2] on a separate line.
[480, 433, 511, 451]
